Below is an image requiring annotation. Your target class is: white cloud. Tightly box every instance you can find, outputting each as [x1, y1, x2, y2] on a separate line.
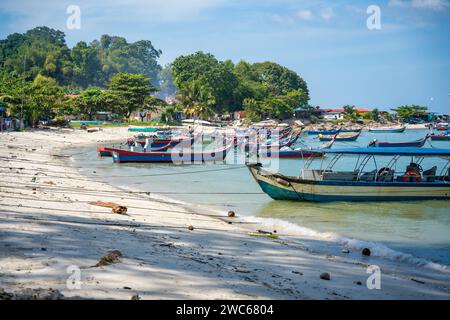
[296, 10, 313, 21]
[388, 0, 450, 10]
[320, 7, 334, 21]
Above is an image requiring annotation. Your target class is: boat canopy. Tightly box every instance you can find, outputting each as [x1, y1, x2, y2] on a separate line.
[312, 147, 450, 156]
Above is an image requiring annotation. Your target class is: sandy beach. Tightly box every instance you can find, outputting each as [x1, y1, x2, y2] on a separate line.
[0, 127, 449, 300]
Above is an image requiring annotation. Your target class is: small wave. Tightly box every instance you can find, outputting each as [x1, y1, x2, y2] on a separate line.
[242, 216, 449, 273]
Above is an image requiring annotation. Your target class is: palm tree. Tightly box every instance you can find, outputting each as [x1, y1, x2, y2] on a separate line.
[178, 79, 216, 121]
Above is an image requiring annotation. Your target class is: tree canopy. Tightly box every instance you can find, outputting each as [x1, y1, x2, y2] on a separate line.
[0, 26, 162, 89]
[391, 105, 428, 121]
[171, 52, 310, 120]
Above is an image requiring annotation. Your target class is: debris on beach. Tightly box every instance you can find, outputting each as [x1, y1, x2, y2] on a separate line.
[188, 225, 194, 231]
[362, 248, 371, 256]
[248, 230, 279, 239]
[131, 294, 141, 300]
[320, 272, 331, 281]
[95, 250, 123, 267]
[88, 201, 128, 214]
[227, 210, 236, 217]
[0, 288, 63, 300]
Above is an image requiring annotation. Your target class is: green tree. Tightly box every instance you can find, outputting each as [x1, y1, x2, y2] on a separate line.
[73, 87, 105, 120]
[342, 105, 360, 121]
[391, 105, 428, 121]
[22, 75, 65, 125]
[171, 52, 238, 113]
[177, 78, 216, 120]
[107, 72, 158, 119]
[363, 108, 380, 121]
[243, 98, 263, 122]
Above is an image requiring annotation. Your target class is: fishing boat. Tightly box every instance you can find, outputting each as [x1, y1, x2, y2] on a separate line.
[258, 149, 324, 159]
[430, 133, 450, 141]
[97, 143, 171, 157]
[111, 144, 233, 163]
[127, 127, 159, 133]
[247, 148, 450, 202]
[259, 135, 337, 159]
[369, 126, 406, 133]
[305, 128, 340, 135]
[134, 135, 196, 147]
[434, 123, 449, 131]
[368, 135, 429, 148]
[240, 132, 301, 152]
[319, 131, 360, 142]
[339, 128, 362, 133]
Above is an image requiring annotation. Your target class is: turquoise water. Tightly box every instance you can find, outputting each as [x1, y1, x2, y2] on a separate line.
[70, 129, 450, 267]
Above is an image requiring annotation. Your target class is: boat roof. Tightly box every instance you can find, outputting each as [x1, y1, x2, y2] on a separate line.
[313, 147, 450, 156]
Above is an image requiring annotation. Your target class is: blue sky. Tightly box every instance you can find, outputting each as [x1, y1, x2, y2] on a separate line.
[0, 0, 449, 112]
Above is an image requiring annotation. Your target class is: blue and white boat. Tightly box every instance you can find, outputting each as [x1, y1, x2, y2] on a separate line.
[248, 148, 450, 202]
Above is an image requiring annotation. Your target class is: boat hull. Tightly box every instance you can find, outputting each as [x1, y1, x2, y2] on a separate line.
[305, 129, 340, 135]
[430, 134, 450, 141]
[369, 127, 406, 133]
[259, 150, 323, 159]
[369, 137, 428, 148]
[112, 145, 232, 163]
[319, 133, 360, 142]
[248, 165, 450, 202]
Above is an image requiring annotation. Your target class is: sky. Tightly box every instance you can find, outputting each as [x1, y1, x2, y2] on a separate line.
[0, 0, 449, 113]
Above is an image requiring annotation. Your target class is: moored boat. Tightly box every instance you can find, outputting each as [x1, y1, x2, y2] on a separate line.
[127, 127, 159, 133]
[248, 147, 450, 202]
[430, 133, 450, 141]
[368, 135, 429, 148]
[339, 128, 362, 133]
[319, 131, 360, 142]
[369, 126, 406, 133]
[112, 144, 233, 163]
[97, 143, 171, 157]
[305, 128, 340, 135]
[258, 149, 324, 159]
[239, 132, 301, 152]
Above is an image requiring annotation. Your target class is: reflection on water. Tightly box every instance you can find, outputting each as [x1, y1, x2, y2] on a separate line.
[70, 129, 450, 265]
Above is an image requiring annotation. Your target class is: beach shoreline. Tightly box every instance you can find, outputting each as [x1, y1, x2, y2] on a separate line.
[0, 127, 449, 300]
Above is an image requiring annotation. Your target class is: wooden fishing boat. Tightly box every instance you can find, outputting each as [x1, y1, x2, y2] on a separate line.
[134, 135, 196, 147]
[240, 132, 301, 152]
[369, 126, 406, 133]
[430, 133, 450, 141]
[305, 129, 340, 135]
[259, 135, 337, 159]
[368, 135, 429, 148]
[339, 128, 362, 133]
[127, 127, 159, 133]
[111, 144, 233, 163]
[435, 124, 449, 131]
[97, 143, 171, 157]
[319, 131, 360, 142]
[258, 149, 324, 159]
[248, 148, 450, 202]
